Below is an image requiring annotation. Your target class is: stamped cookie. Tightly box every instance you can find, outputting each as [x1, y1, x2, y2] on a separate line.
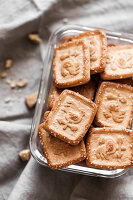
[44, 90, 97, 145]
[53, 40, 90, 88]
[101, 46, 133, 80]
[63, 30, 107, 74]
[86, 128, 133, 169]
[95, 82, 133, 128]
[39, 123, 86, 169]
[47, 80, 96, 110]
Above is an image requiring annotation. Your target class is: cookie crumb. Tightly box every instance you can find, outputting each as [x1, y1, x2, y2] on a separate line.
[28, 33, 41, 43]
[16, 79, 27, 88]
[19, 149, 30, 161]
[6, 79, 16, 89]
[6, 79, 11, 84]
[10, 81, 16, 89]
[62, 18, 68, 24]
[1, 72, 7, 78]
[4, 96, 11, 103]
[5, 59, 13, 69]
[6, 78, 27, 89]
[25, 91, 38, 108]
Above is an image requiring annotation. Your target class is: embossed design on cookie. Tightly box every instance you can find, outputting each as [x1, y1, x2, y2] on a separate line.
[111, 110, 126, 123]
[57, 119, 78, 131]
[106, 93, 117, 100]
[115, 137, 126, 159]
[117, 56, 132, 69]
[61, 61, 80, 77]
[103, 103, 126, 123]
[103, 91, 127, 123]
[95, 136, 126, 160]
[60, 51, 80, 77]
[57, 101, 85, 132]
[119, 97, 127, 104]
[96, 137, 117, 160]
[108, 53, 133, 72]
[60, 52, 79, 61]
[103, 112, 111, 119]
[106, 92, 127, 103]
[106, 52, 133, 74]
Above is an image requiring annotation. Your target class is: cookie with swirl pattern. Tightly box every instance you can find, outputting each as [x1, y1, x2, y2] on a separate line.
[86, 128, 133, 169]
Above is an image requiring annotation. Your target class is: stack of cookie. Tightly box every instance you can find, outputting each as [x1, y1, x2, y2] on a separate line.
[39, 30, 133, 170]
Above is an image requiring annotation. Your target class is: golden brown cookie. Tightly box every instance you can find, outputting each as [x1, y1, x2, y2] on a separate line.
[44, 90, 97, 145]
[95, 82, 133, 129]
[63, 30, 107, 74]
[101, 45, 133, 80]
[54, 40, 90, 88]
[86, 128, 133, 169]
[39, 123, 86, 169]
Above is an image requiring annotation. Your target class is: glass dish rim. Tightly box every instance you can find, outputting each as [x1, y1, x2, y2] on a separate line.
[29, 24, 133, 178]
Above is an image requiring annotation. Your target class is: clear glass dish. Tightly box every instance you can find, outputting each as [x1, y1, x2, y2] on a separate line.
[30, 25, 133, 178]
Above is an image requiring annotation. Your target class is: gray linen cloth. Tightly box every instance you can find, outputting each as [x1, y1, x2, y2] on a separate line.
[0, 0, 133, 199]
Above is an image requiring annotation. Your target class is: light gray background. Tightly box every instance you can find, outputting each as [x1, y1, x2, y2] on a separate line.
[0, 0, 133, 199]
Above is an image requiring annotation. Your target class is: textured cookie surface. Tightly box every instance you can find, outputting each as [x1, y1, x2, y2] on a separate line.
[54, 40, 90, 88]
[95, 82, 133, 129]
[101, 46, 133, 80]
[44, 90, 97, 145]
[64, 30, 107, 74]
[39, 123, 86, 169]
[86, 128, 133, 169]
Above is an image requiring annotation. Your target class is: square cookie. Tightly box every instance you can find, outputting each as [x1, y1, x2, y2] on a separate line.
[101, 46, 133, 80]
[63, 30, 107, 74]
[39, 123, 86, 169]
[95, 82, 133, 128]
[44, 90, 97, 145]
[86, 128, 133, 169]
[53, 40, 90, 88]
[47, 80, 96, 110]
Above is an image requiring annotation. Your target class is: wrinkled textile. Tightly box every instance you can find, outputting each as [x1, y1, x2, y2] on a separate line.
[0, 0, 133, 199]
